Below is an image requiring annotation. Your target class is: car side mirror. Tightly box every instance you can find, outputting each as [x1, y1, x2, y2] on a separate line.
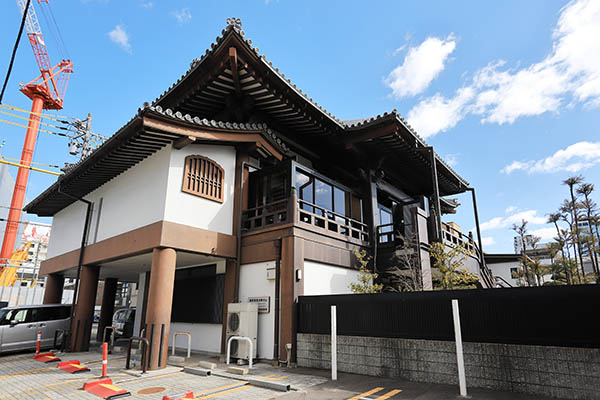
[9, 320, 18, 327]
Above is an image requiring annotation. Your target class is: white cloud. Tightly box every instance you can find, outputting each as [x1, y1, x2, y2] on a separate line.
[530, 227, 557, 240]
[444, 153, 459, 167]
[385, 35, 456, 98]
[405, 0, 600, 138]
[141, 1, 153, 8]
[505, 206, 518, 214]
[407, 87, 474, 138]
[172, 8, 192, 25]
[501, 141, 600, 174]
[480, 209, 547, 231]
[481, 236, 496, 247]
[108, 25, 131, 53]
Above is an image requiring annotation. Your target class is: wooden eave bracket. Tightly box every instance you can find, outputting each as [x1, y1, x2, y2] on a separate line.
[173, 135, 197, 150]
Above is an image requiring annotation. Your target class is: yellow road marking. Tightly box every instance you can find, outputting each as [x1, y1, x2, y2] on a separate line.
[0, 366, 53, 379]
[375, 389, 403, 399]
[257, 374, 277, 379]
[192, 382, 249, 398]
[196, 385, 249, 399]
[348, 387, 385, 400]
[267, 375, 287, 381]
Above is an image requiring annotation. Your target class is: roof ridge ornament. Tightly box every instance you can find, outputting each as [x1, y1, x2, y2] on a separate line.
[226, 17, 243, 34]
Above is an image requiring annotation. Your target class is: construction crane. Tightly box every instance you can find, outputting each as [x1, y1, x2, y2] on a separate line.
[0, 0, 73, 271]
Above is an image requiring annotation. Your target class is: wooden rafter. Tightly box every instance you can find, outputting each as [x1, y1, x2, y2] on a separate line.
[229, 47, 242, 97]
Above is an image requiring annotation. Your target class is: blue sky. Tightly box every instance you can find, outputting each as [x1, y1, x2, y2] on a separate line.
[0, 0, 598, 253]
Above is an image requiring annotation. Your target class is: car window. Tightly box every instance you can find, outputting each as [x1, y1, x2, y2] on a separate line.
[0, 309, 10, 325]
[6, 309, 29, 324]
[35, 307, 60, 322]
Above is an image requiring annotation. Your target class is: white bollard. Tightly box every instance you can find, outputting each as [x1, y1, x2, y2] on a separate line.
[331, 305, 337, 381]
[452, 299, 467, 397]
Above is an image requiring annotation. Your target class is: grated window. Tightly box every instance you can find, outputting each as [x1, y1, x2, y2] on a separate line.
[182, 155, 224, 203]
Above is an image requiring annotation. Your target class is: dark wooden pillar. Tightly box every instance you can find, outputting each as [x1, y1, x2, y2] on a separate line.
[366, 171, 379, 270]
[96, 278, 118, 342]
[70, 265, 99, 352]
[221, 259, 238, 354]
[42, 273, 64, 304]
[144, 247, 176, 370]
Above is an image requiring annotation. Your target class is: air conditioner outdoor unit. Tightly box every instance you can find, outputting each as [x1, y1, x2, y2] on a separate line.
[226, 303, 258, 360]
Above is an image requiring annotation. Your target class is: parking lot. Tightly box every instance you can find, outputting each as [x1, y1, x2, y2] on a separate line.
[0, 349, 558, 400]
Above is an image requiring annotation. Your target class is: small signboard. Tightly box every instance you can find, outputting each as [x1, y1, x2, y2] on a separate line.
[248, 296, 270, 313]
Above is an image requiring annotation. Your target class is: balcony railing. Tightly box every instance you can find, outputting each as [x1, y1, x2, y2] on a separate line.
[297, 198, 369, 243]
[241, 195, 369, 245]
[242, 198, 289, 231]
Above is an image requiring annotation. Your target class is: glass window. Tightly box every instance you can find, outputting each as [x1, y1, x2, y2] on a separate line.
[379, 205, 393, 231]
[315, 179, 332, 217]
[296, 170, 313, 212]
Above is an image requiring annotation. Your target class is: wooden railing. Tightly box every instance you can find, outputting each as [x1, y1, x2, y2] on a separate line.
[442, 222, 476, 254]
[242, 198, 290, 231]
[296, 199, 370, 243]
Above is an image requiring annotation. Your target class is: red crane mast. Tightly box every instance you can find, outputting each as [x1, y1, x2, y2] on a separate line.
[0, 0, 73, 271]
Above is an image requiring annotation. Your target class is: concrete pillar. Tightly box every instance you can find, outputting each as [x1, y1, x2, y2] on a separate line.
[70, 265, 99, 352]
[144, 247, 176, 370]
[42, 273, 64, 304]
[96, 278, 118, 342]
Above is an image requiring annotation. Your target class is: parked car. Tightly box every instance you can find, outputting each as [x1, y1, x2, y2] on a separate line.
[0, 304, 70, 353]
[112, 307, 135, 338]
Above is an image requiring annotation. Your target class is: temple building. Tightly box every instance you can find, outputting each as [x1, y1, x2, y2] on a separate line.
[25, 18, 492, 370]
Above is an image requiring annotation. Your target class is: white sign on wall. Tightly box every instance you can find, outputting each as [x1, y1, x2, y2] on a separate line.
[248, 296, 270, 313]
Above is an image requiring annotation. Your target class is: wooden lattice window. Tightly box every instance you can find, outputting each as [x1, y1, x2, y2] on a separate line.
[182, 155, 224, 203]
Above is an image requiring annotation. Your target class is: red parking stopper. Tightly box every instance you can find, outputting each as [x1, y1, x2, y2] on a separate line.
[162, 391, 194, 400]
[83, 378, 131, 399]
[58, 360, 90, 373]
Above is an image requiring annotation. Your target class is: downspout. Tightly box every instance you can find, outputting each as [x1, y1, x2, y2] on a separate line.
[467, 187, 493, 288]
[273, 239, 281, 361]
[57, 179, 93, 350]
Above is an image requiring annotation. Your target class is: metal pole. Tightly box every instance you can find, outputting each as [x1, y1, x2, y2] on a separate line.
[0, 95, 44, 269]
[467, 188, 484, 256]
[331, 305, 337, 381]
[452, 299, 467, 397]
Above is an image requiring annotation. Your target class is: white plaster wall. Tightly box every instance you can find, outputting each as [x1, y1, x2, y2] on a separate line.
[303, 260, 361, 296]
[164, 144, 236, 235]
[168, 322, 222, 354]
[239, 261, 276, 360]
[489, 261, 521, 287]
[46, 146, 171, 258]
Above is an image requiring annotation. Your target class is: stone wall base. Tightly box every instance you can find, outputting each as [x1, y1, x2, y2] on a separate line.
[297, 333, 600, 400]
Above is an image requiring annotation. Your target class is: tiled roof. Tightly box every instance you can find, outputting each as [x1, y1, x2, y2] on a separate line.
[147, 105, 289, 152]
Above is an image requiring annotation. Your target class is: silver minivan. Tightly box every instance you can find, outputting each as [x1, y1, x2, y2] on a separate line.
[0, 304, 70, 353]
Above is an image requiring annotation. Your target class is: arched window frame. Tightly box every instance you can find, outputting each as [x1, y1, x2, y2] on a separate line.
[182, 155, 224, 203]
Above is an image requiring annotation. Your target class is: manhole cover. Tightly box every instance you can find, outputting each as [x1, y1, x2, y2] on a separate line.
[137, 387, 166, 395]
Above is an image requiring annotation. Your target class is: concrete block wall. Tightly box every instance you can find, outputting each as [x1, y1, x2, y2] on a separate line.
[297, 333, 600, 400]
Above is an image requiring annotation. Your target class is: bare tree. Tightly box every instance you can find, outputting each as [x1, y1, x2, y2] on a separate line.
[512, 219, 533, 286]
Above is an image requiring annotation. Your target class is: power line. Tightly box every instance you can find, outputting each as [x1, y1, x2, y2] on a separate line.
[0, 0, 31, 104]
[0, 103, 72, 122]
[0, 156, 59, 168]
[0, 117, 70, 137]
[0, 108, 72, 131]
